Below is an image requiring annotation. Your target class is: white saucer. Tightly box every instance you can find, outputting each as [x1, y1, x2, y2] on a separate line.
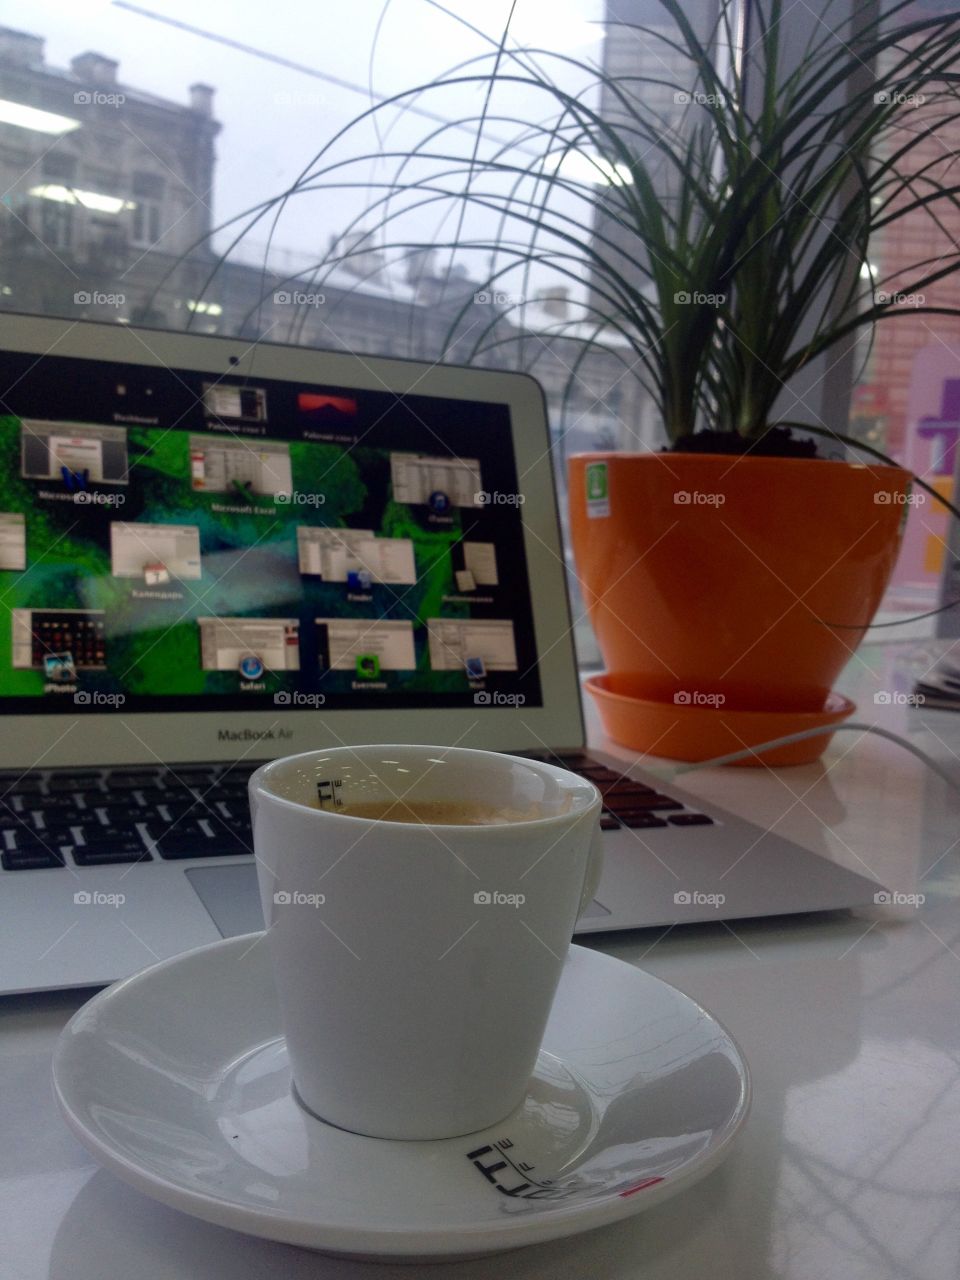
[53, 935, 750, 1261]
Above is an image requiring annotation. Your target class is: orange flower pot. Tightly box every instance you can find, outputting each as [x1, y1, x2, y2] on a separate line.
[568, 452, 910, 764]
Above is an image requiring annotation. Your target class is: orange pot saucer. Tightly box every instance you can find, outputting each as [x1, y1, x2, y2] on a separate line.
[584, 674, 856, 767]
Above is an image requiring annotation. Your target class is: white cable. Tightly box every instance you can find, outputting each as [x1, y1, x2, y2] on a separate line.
[667, 722, 960, 798]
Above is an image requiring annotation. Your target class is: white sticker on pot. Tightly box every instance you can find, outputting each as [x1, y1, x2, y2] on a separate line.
[585, 462, 609, 518]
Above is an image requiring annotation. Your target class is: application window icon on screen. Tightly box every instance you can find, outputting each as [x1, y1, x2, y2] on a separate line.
[356, 653, 380, 681]
[347, 569, 373, 591]
[239, 654, 265, 680]
[60, 465, 89, 493]
[465, 656, 486, 680]
[143, 562, 170, 586]
[44, 652, 76, 682]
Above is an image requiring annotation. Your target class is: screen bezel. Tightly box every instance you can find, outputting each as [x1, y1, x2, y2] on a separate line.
[0, 313, 586, 767]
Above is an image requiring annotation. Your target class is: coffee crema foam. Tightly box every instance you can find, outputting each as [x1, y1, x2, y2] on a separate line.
[324, 798, 544, 825]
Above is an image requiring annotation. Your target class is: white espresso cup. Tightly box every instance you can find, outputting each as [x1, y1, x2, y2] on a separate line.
[249, 745, 602, 1141]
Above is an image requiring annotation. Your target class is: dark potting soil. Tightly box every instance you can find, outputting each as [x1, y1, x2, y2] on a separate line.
[668, 427, 822, 459]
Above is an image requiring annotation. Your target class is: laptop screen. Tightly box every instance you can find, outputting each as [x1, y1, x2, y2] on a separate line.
[0, 347, 543, 717]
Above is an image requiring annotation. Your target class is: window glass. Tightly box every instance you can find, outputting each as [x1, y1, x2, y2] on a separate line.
[852, 1, 960, 629]
[0, 1, 733, 665]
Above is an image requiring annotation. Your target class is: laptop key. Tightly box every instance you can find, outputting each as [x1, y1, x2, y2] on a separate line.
[32, 791, 92, 811]
[598, 780, 656, 798]
[41, 822, 80, 840]
[91, 824, 150, 844]
[200, 805, 237, 827]
[216, 799, 250, 819]
[604, 794, 684, 813]
[554, 756, 597, 772]
[0, 830, 71, 862]
[152, 819, 244, 860]
[33, 807, 87, 827]
[74, 840, 152, 865]
[160, 787, 208, 805]
[599, 814, 622, 830]
[97, 805, 149, 824]
[619, 813, 669, 829]
[0, 775, 45, 794]
[48, 774, 102, 791]
[154, 800, 205, 822]
[164, 769, 216, 786]
[152, 780, 194, 796]
[219, 781, 256, 796]
[156, 832, 249, 859]
[108, 772, 161, 790]
[15, 827, 72, 847]
[1, 846, 66, 870]
[668, 813, 715, 826]
[0, 824, 29, 845]
[213, 782, 251, 799]
[206, 816, 252, 847]
[211, 797, 251, 816]
[602, 793, 681, 813]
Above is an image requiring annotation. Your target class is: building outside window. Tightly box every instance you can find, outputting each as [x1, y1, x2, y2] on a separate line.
[131, 171, 164, 248]
[38, 197, 71, 251]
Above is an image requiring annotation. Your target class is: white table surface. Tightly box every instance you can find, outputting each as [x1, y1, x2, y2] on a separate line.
[3, 637, 960, 1280]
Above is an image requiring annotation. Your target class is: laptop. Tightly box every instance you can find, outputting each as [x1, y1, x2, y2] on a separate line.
[0, 314, 883, 994]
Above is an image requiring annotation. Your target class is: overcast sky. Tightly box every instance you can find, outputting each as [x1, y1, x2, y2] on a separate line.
[2, 0, 606, 281]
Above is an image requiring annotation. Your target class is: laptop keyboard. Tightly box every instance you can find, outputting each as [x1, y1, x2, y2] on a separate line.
[0, 755, 712, 872]
[0, 764, 257, 871]
[539, 754, 714, 831]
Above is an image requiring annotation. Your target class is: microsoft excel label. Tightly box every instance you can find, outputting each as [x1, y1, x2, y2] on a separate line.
[585, 461, 609, 518]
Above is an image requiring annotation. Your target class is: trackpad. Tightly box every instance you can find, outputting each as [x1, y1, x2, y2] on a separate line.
[186, 862, 613, 938]
[185, 864, 264, 938]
